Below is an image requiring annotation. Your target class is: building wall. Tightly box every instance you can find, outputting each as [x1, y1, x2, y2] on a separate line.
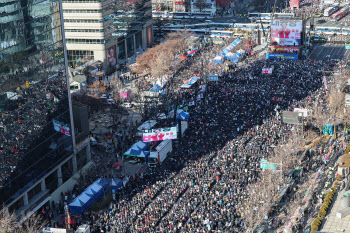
[62, 0, 153, 69]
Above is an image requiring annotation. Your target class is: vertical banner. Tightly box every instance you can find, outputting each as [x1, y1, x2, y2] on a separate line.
[147, 26, 153, 45]
[107, 45, 116, 66]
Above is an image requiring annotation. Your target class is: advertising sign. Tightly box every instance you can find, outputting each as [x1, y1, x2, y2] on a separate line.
[294, 108, 309, 117]
[53, 120, 71, 136]
[345, 44, 350, 49]
[269, 46, 300, 53]
[282, 111, 300, 125]
[143, 127, 177, 142]
[107, 45, 116, 66]
[266, 53, 298, 60]
[260, 159, 277, 170]
[289, 0, 299, 8]
[271, 20, 302, 46]
[262, 68, 273, 74]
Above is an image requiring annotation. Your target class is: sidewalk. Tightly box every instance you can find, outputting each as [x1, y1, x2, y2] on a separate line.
[321, 176, 350, 232]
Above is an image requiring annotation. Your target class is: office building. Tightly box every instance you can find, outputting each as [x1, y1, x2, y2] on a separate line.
[0, 0, 90, 221]
[62, 0, 153, 71]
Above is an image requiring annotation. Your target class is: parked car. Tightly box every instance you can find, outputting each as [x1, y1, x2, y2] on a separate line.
[107, 99, 115, 104]
[100, 94, 107, 99]
[122, 102, 134, 108]
[316, 19, 326, 24]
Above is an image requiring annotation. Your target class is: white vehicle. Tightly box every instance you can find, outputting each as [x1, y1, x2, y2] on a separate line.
[148, 140, 172, 166]
[90, 137, 98, 146]
[76, 225, 91, 233]
[107, 99, 115, 104]
[122, 102, 134, 108]
[100, 94, 107, 99]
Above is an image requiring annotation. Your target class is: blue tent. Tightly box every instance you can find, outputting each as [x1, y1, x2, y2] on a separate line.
[124, 148, 142, 156]
[131, 141, 148, 151]
[110, 179, 123, 191]
[181, 77, 200, 88]
[69, 182, 103, 214]
[149, 84, 162, 92]
[176, 111, 190, 121]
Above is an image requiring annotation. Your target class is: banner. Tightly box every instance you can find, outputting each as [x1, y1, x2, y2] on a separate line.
[147, 26, 153, 45]
[266, 53, 298, 60]
[262, 68, 273, 74]
[269, 46, 300, 53]
[289, 0, 299, 8]
[53, 120, 71, 136]
[143, 127, 177, 142]
[209, 75, 219, 81]
[107, 45, 116, 66]
[271, 20, 302, 46]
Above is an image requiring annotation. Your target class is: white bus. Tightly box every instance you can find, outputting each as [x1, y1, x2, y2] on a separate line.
[324, 6, 339, 17]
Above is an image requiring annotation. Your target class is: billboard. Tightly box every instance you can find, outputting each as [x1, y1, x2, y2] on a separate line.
[269, 46, 300, 53]
[266, 53, 298, 60]
[143, 127, 177, 142]
[289, 0, 299, 8]
[282, 111, 300, 125]
[271, 20, 302, 46]
[107, 45, 116, 66]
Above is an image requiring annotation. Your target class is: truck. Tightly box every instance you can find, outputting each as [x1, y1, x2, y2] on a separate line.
[148, 140, 172, 166]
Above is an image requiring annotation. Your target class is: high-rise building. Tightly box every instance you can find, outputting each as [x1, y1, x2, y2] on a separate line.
[0, 0, 90, 220]
[62, 0, 153, 71]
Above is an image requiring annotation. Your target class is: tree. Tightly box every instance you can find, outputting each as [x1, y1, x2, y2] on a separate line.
[0, 205, 17, 233]
[194, 0, 210, 12]
[17, 213, 48, 233]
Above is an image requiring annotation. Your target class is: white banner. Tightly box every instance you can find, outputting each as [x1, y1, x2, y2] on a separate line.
[143, 127, 177, 142]
[262, 68, 273, 74]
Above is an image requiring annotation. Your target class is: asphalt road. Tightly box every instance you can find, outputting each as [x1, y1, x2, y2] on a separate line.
[309, 43, 349, 61]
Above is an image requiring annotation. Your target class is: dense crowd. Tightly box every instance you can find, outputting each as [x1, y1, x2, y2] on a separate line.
[0, 74, 71, 190]
[83, 55, 339, 232]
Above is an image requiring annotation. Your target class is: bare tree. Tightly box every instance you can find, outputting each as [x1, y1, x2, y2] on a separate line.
[0, 205, 17, 233]
[193, 0, 210, 12]
[17, 213, 48, 233]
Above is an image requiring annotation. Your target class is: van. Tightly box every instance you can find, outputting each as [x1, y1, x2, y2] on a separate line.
[90, 137, 98, 146]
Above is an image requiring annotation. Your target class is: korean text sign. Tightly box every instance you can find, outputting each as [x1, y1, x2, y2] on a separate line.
[271, 20, 302, 46]
[143, 127, 177, 142]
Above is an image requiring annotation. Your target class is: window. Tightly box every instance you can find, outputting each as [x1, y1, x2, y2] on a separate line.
[63, 9, 102, 13]
[66, 39, 105, 44]
[65, 28, 104, 33]
[68, 50, 94, 68]
[64, 19, 100, 23]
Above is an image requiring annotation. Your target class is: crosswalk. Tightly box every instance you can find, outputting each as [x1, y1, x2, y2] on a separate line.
[309, 43, 349, 60]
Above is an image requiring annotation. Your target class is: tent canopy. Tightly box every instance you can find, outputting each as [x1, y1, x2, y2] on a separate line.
[181, 77, 200, 88]
[137, 120, 157, 131]
[149, 84, 162, 92]
[131, 141, 148, 151]
[176, 110, 190, 121]
[69, 180, 104, 215]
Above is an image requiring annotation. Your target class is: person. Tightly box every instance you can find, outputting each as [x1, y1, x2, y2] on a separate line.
[278, 22, 291, 39]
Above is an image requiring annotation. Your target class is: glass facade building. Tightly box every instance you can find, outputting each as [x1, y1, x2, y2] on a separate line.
[0, 0, 75, 209]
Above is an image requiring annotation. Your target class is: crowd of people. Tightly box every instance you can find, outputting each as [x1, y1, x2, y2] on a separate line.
[0, 73, 73, 200]
[81, 48, 341, 232]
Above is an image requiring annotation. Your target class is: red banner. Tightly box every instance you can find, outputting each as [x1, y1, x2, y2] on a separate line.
[289, 0, 299, 8]
[269, 46, 299, 53]
[175, 1, 185, 4]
